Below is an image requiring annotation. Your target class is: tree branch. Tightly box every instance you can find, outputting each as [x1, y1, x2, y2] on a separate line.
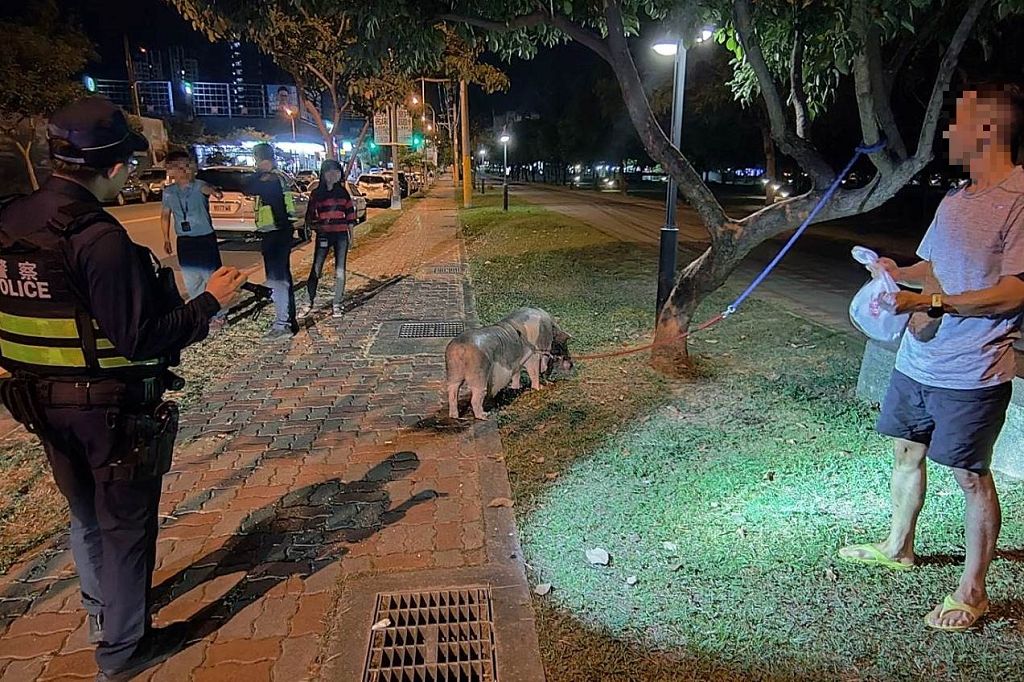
[436, 11, 611, 62]
[913, 0, 988, 163]
[851, 1, 896, 174]
[733, 0, 835, 188]
[789, 25, 809, 139]
[885, 3, 954, 89]
[862, 15, 908, 159]
[601, 0, 727, 235]
[305, 63, 335, 94]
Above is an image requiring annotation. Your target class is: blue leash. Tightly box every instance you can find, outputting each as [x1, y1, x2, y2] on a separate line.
[722, 139, 886, 317]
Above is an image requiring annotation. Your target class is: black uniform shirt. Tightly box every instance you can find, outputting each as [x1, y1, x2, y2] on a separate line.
[2, 177, 220, 362]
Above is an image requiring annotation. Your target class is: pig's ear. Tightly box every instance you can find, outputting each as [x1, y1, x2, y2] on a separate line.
[554, 328, 572, 343]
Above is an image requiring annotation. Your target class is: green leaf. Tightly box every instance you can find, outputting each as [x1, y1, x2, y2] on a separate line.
[726, 36, 737, 51]
[563, 0, 572, 15]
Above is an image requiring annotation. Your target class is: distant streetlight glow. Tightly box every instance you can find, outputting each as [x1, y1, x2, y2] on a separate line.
[411, 95, 419, 105]
[499, 133, 511, 144]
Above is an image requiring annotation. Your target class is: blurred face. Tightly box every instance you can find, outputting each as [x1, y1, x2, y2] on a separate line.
[324, 169, 342, 186]
[944, 91, 1012, 168]
[167, 160, 194, 185]
[257, 158, 274, 171]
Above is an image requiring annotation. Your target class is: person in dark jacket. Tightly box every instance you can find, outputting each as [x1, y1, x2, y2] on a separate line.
[0, 97, 245, 680]
[299, 159, 356, 318]
[245, 143, 298, 340]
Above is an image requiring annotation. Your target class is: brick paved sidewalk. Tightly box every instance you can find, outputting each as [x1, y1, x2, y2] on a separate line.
[0, 180, 544, 681]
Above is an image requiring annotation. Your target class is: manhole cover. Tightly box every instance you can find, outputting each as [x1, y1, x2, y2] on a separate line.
[430, 264, 464, 275]
[398, 322, 465, 339]
[363, 587, 497, 682]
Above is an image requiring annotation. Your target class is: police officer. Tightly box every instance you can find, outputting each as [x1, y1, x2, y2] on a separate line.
[0, 97, 246, 680]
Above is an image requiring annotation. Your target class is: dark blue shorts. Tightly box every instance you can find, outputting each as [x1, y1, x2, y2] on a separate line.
[877, 371, 1011, 473]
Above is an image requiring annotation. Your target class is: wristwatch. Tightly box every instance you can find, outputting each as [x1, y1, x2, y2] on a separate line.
[926, 293, 944, 318]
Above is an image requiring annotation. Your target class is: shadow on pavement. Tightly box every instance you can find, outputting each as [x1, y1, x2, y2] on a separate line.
[143, 451, 444, 672]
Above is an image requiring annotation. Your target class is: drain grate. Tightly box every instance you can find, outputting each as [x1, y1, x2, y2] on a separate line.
[398, 321, 465, 339]
[430, 264, 464, 275]
[363, 587, 497, 682]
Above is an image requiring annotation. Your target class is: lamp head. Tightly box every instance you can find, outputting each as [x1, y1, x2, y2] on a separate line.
[652, 40, 678, 56]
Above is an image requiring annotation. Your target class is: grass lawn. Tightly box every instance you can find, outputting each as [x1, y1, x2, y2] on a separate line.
[460, 192, 1024, 681]
[0, 203, 412, 574]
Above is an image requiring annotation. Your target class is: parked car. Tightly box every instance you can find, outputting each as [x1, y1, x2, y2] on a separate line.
[109, 173, 150, 206]
[305, 179, 368, 223]
[196, 166, 310, 239]
[357, 173, 394, 206]
[295, 169, 318, 191]
[137, 167, 170, 199]
[381, 171, 410, 198]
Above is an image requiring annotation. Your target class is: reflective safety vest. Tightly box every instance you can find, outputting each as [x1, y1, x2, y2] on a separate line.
[254, 172, 297, 231]
[0, 201, 165, 378]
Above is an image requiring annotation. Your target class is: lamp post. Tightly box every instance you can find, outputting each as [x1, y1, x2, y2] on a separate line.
[283, 105, 297, 142]
[651, 27, 713, 319]
[479, 149, 487, 193]
[499, 132, 510, 211]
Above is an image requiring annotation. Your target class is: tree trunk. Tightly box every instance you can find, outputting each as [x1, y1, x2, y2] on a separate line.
[346, 120, 371, 179]
[16, 140, 38, 192]
[761, 124, 776, 206]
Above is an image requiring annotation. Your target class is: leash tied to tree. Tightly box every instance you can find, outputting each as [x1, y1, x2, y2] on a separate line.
[573, 139, 887, 362]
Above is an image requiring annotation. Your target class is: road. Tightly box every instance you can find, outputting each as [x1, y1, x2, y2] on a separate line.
[513, 183, 924, 330]
[107, 200, 386, 289]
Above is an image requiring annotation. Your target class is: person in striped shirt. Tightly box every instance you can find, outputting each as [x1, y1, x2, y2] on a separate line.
[299, 159, 356, 318]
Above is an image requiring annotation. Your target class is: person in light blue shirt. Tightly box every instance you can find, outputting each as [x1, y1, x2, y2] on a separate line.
[839, 82, 1024, 633]
[161, 151, 225, 321]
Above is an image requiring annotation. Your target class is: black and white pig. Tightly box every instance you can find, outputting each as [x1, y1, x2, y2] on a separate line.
[445, 307, 573, 420]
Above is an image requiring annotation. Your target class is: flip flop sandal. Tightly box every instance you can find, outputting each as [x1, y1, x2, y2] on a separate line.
[925, 594, 989, 632]
[837, 543, 913, 571]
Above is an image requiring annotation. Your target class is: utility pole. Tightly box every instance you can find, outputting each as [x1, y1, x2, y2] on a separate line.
[451, 86, 460, 188]
[460, 79, 472, 208]
[123, 35, 142, 116]
[390, 104, 402, 210]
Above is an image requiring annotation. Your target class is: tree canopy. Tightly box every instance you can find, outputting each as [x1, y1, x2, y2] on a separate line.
[0, 0, 93, 190]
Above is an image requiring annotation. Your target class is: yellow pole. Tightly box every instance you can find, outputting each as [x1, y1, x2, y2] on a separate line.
[460, 79, 472, 208]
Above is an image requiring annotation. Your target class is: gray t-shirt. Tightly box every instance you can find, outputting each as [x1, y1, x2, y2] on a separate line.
[895, 166, 1024, 389]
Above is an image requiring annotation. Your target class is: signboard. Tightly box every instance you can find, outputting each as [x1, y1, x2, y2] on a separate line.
[266, 85, 298, 115]
[396, 107, 413, 146]
[373, 111, 391, 145]
[373, 107, 414, 146]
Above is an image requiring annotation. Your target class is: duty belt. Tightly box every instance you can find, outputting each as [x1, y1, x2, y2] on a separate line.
[32, 376, 166, 407]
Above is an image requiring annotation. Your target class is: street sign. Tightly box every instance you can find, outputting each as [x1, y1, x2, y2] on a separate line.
[373, 111, 391, 145]
[396, 107, 413, 146]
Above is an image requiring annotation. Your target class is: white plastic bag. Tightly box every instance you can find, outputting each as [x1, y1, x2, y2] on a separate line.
[849, 246, 909, 343]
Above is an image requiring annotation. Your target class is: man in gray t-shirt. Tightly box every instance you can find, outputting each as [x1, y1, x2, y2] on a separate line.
[839, 83, 1024, 632]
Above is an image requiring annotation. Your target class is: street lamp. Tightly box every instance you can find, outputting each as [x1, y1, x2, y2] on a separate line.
[651, 26, 713, 319]
[283, 105, 297, 142]
[499, 131, 511, 211]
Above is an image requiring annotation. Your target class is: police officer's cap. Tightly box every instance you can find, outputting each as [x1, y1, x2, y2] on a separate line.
[47, 97, 149, 167]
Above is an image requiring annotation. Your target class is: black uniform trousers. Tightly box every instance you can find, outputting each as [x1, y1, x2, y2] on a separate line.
[40, 406, 163, 675]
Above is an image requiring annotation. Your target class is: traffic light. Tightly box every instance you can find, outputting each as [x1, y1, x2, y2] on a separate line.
[411, 134, 423, 149]
[182, 81, 193, 96]
[369, 140, 378, 151]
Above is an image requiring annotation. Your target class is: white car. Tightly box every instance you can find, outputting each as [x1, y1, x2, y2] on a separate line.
[196, 166, 310, 238]
[306, 179, 368, 223]
[357, 173, 394, 206]
[137, 167, 170, 199]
